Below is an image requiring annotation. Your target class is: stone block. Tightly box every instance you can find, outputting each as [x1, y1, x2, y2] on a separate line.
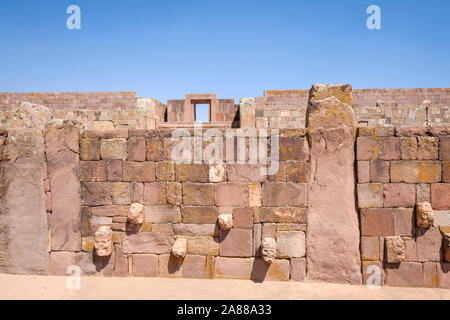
[443, 162, 450, 182]
[268, 161, 286, 182]
[233, 208, 253, 229]
[158, 254, 183, 278]
[417, 137, 439, 160]
[112, 244, 128, 277]
[362, 261, 384, 286]
[370, 161, 389, 183]
[144, 182, 166, 205]
[261, 183, 307, 207]
[226, 164, 267, 182]
[249, 183, 261, 207]
[49, 252, 76, 276]
[80, 161, 107, 182]
[285, 161, 309, 183]
[219, 229, 253, 257]
[183, 255, 207, 279]
[187, 236, 219, 255]
[431, 184, 450, 210]
[276, 231, 305, 258]
[383, 184, 415, 208]
[173, 224, 218, 237]
[279, 136, 309, 161]
[80, 138, 100, 161]
[91, 205, 129, 217]
[130, 182, 144, 203]
[416, 184, 431, 202]
[100, 139, 127, 160]
[385, 262, 424, 287]
[440, 136, 450, 160]
[183, 183, 215, 206]
[215, 183, 249, 206]
[390, 161, 441, 183]
[357, 137, 401, 161]
[360, 208, 394, 236]
[145, 206, 181, 223]
[127, 136, 146, 162]
[166, 182, 182, 205]
[253, 224, 262, 256]
[361, 236, 381, 261]
[176, 164, 208, 182]
[260, 207, 306, 224]
[385, 236, 405, 263]
[156, 161, 175, 182]
[132, 254, 158, 277]
[404, 237, 418, 262]
[416, 227, 442, 262]
[290, 258, 306, 281]
[400, 137, 417, 160]
[146, 136, 163, 161]
[81, 182, 112, 206]
[393, 208, 414, 236]
[106, 160, 122, 182]
[214, 257, 290, 281]
[209, 164, 226, 182]
[123, 162, 155, 182]
[112, 182, 131, 205]
[357, 161, 370, 183]
[122, 233, 174, 254]
[181, 206, 218, 224]
[357, 183, 383, 208]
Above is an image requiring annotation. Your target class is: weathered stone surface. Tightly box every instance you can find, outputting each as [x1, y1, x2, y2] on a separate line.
[209, 164, 226, 182]
[444, 234, 450, 262]
[393, 208, 414, 237]
[133, 254, 158, 277]
[176, 164, 208, 182]
[146, 136, 163, 161]
[431, 184, 450, 210]
[285, 161, 309, 183]
[144, 182, 166, 205]
[218, 213, 233, 230]
[91, 205, 129, 217]
[361, 236, 381, 261]
[187, 236, 219, 255]
[181, 206, 218, 224]
[383, 184, 415, 208]
[290, 258, 306, 281]
[260, 207, 306, 223]
[158, 254, 183, 278]
[183, 183, 214, 206]
[166, 182, 182, 205]
[171, 237, 187, 259]
[106, 160, 122, 182]
[416, 183, 431, 202]
[357, 137, 401, 161]
[440, 136, 450, 160]
[435, 210, 450, 227]
[94, 226, 113, 257]
[260, 237, 277, 264]
[276, 231, 305, 258]
[390, 161, 441, 183]
[183, 255, 206, 279]
[404, 237, 418, 262]
[357, 183, 383, 208]
[130, 182, 144, 203]
[239, 98, 256, 128]
[400, 137, 418, 160]
[248, 183, 261, 207]
[80, 138, 100, 161]
[123, 233, 174, 254]
[357, 161, 370, 183]
[46, 122, 81, 252]
[215, 183, 249, 207]
[81, 182, 112, 206]
[416, 227, 442, 262]
[128, 203, 144, 225]
[227, 164, 266, 182]
[49, 252, 76, 276]
[360, 208, 394, 236]
[385, 236, 405, 263]
[123, 162, 155, 182]
[362, 261, 384, 286]
[173, 224, 218, 237]
[233, 208, 253, 229]
[370, 161, 389, 183]
[443, 161, 450, 182]
[80, 161, 106, 182]
[306, 126, 361, 284]
[145, 206, 181, 223]
[127, 136, 146, 162]
[417, 137, 439, 160]
[214, 257, 290, 281]
[385, 262, 424, 287]
[112, 182, 131, 205]
[262, 183, 307, 207]
[416, 202, 435, 228]
[219, 229, 253, 257]
[279, 136, 309, 161]
[156, 161, 175, 182]
[100, 138, 127, 160]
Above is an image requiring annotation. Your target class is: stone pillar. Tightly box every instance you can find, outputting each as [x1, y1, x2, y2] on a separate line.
[306, 84, 362, 284]
[0, 102, 51, 274]
[239, 98, 256, 128]
[46, 120, 81, 252]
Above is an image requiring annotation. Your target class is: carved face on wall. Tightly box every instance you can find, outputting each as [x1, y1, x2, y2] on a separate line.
[94, 226, 113, 257]
[128, 203, 144, 225]
[261, 237, 277, 264]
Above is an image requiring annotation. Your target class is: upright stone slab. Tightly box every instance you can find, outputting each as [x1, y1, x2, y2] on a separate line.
[306, 84, 362, 284]
[46, 121, 82, 251]
[0, 102, 51, 274]
[239, 98, 256, 128]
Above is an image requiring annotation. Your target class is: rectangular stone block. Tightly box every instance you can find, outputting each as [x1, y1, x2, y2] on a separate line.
[214, 257, 290, 281]
[131, 182, 144, 203]
[357, 183, 383, 208]
[226, 164, 267, 182]
[361, 236, 381, 261]
[285, 161, 309, 183]
[440, 136, 450, 160]
[393, 208, 414, 237]
[183, 255, 207, 279]
[279, 136, 309, 161]
[106, 160, 122, 182]
[219, 229, 253, 257]
[176, 164, 208, 182]
[260, 207, 306, 223]
[187, 236, 219, 255]
[253, 224, 262, 256]
[370, 161, 389, 183]
[144, 182, 166, 205]
[416, 227, 442, 262]
[132, 254, 158, 277]
[80, 161, 106, 182]
[100, 138, 127, 160]
[183, 183, 215, 206]
[146, 136, 163, 161]
[112, 182, 131, 205]
[80, 138, 100, 161]
[360, 208, 394, 236]
[276, 231, 305, 258]
[181, 206, 218, 224]
[49, 252, 76, 276]
[417, 137, 439, 160]
[357, 137, 400, 161]
[122, 233, 174, 254]
[383, 183, 415, 208]
[158, 254, 183, 278]
[390, 161, 441, 183]
[290, 258, 306, 281]
[127, 136, 146, 162]
[431, 184, 450, 210]
[215, 183, 249, 207]
[385, 262, 424, 287]
[145, 206, 181, 223]
[443, 162, 450, 182]
[91, 205, 129, 217]
[156, 161, 175, 182]
[400, 137, 417, 160]
[233, 208, 253, 229]
[249, 183, 262, 207]
[81, 182, 112, 206]
[166, 182, 182, 205]
[123, 162, 155, 182]
[173, 224, 218, 236]
[261, 183, 307, 207]
[362, 261, 384, 286]
[357, 161, 370, 183]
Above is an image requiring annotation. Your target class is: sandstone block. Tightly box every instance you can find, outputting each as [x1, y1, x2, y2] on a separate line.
[385, 236, 405, 263]
[416, 227, 442, 262]
[182, 255, 207, 279]
[362, 261, 384, 286]
[181, 206, 218, 224]
[81, 182, 112, 206]
[131, 182, 144, 203]
[100, 139, 127, 160]
[233, 208, 253, 229]
[146, 136, 163, 161]
[176, 164, 208, 182]
[443, 161, 450, 182]
[183, 183, 215, 206]
[209, 164, 226, 182]
[145, 206, 181, 223]
[360, 208, 394, 236]
[385, 262, 423, 287]
[49, 252, 76, 276]
[393, 208, 414, 236]
[127, 136, 146, 161]
[404, 237, 418, 262]
[357, 183, 383, 208]
[290, 258, 306, 281]
[418, 137, 439, 160]
[214, 257, 290, 281]
[80, 138, 100, 161]
[361, 236, 381, 261]
[440, 136, 450, 160]
[279, 136, 309, 161]
[357, 161, 370, 183]
[357, 137, 401, 161]
[215, 183, 249, 207]
[187, 236, 219, 255]
[91, 205, 129, 217]
[261, 207, 306, 224]
[400, 137, 417, 160]
[444, 234, 450, 262]
[431, 184, 450, 210]
[173, 224, 218, 237]
[249, 183, 261, 207]
[219, 229, 253, 257]
[370, 161, 389, 183]
[144, 182, 166, 205]
[132, 254, 158, 277]
[416, 184, 431, 202]
[166, 182, 182, 205]
[123, 161, 155, 182]
[80, 161, 106, 182]
[226, 164, 266, 182]
[276, 231, 305, 258]
[286, 161, 309, 183]
[262, 183, 307, 207]
[158, 254, 183, 278]
[383, 184, 415, 208]
[123, 233, 174, 254]
[112, 182, 131, 205]
[156, 161, 175, 182]
[390, 161, 441, 183]
[106, 160, 122, 182]
[239, 98, 256, 128]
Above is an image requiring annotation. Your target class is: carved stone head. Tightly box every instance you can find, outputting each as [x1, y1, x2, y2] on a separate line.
[128, 203, 145, 225]
[218, 214, 233, 230]
[94, 226, 113, 257]
[261, 237, 277, 264]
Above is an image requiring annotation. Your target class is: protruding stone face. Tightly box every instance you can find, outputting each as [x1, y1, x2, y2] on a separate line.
[261, 237, 277, 264]
[172, 237, 187, 259]
[128, 203, 145, 225]
[209, 164, 226, 183]
[385, 236, 405, 263]
[94, 226, 113, 256]
[218, 214, 233, 230]
[416, 202, 435, 228]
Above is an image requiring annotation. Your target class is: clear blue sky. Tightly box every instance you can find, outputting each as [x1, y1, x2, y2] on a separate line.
[0, 0, 449, 103]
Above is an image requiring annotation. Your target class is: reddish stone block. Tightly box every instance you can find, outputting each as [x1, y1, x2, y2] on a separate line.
[158, 254, 183, 278]
[122, 233, 174, 254]
[144, 183, 166, 205]
[145, 205, 181, 223]
[431, 184, 450, 210]
[130, 182, 144, 203]
[100, 138, 127, 160]
[416, 227, 442, 262]
[132, 254, 158, 277]
[400, 137, 417, 160]
[112, 244, 128, 277]
[219, 229, 253, 257]
[279, 136, 309, 161]
[182, 255, 206, 279]
[357, 137, 400, 161]
[438, 263, 450, 289]
[226, 164, 267, 182]
[417, 137, 439, 160]
[156, 161, 175, 182]
[91, 205, 129, 217]
[443, 162, 450, 182]
[166, 182, 182, 205]
[290, 258, 306, 281]
[267, 161, 286, 182]
[123, 162, 155, 182]
[127, 136, 146, 162]
[112, 182, 131, 205]
[260, 207, 306, 224]
[214, 257, 290, 281]
[404, 237, 418, 262]
[187, 236, 219, 255]
[440, 136, 450, 160]
[357, 161, 370, 183]
[357, 183, 383, 208]
[370, 161, 389, 183]
[385, 262, 424, 287]
[393, 208, 414, 237]
[390, 161, 441, 183]
[361, 236, 381, 261]
[181, 206, 218, 224]
[183, 183, 215, 206]
[233, 208, 253, 229]
[81, 182, 112, 206]
[422, 262, 439, 288]
[261, 183, 307, 207]
[49, 252, 76, 276]
[360, 208, 394, 236]
[80, 161, 107, 182]
[106, 160, 122, 182]
[80, 138, 100, 161]
[285, 161, 309, 183]
[175, 164, 208, 182]
[383, 184, 415, 208]
[146, 136, 163, 161]
[215, 183, 249, 207]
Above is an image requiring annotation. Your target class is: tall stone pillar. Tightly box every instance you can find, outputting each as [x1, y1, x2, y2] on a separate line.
[239, 98, 256, 128]
[306, 84, 362, 284]
[0, 102, 51, 274]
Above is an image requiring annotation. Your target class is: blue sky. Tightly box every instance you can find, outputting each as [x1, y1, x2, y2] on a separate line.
[0, 0, 449, 103]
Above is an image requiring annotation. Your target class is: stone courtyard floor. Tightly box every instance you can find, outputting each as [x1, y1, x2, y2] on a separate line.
[0, 273, 449, 300]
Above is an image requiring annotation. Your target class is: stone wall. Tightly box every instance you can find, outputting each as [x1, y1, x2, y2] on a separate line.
[357, 126, 450, 288]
